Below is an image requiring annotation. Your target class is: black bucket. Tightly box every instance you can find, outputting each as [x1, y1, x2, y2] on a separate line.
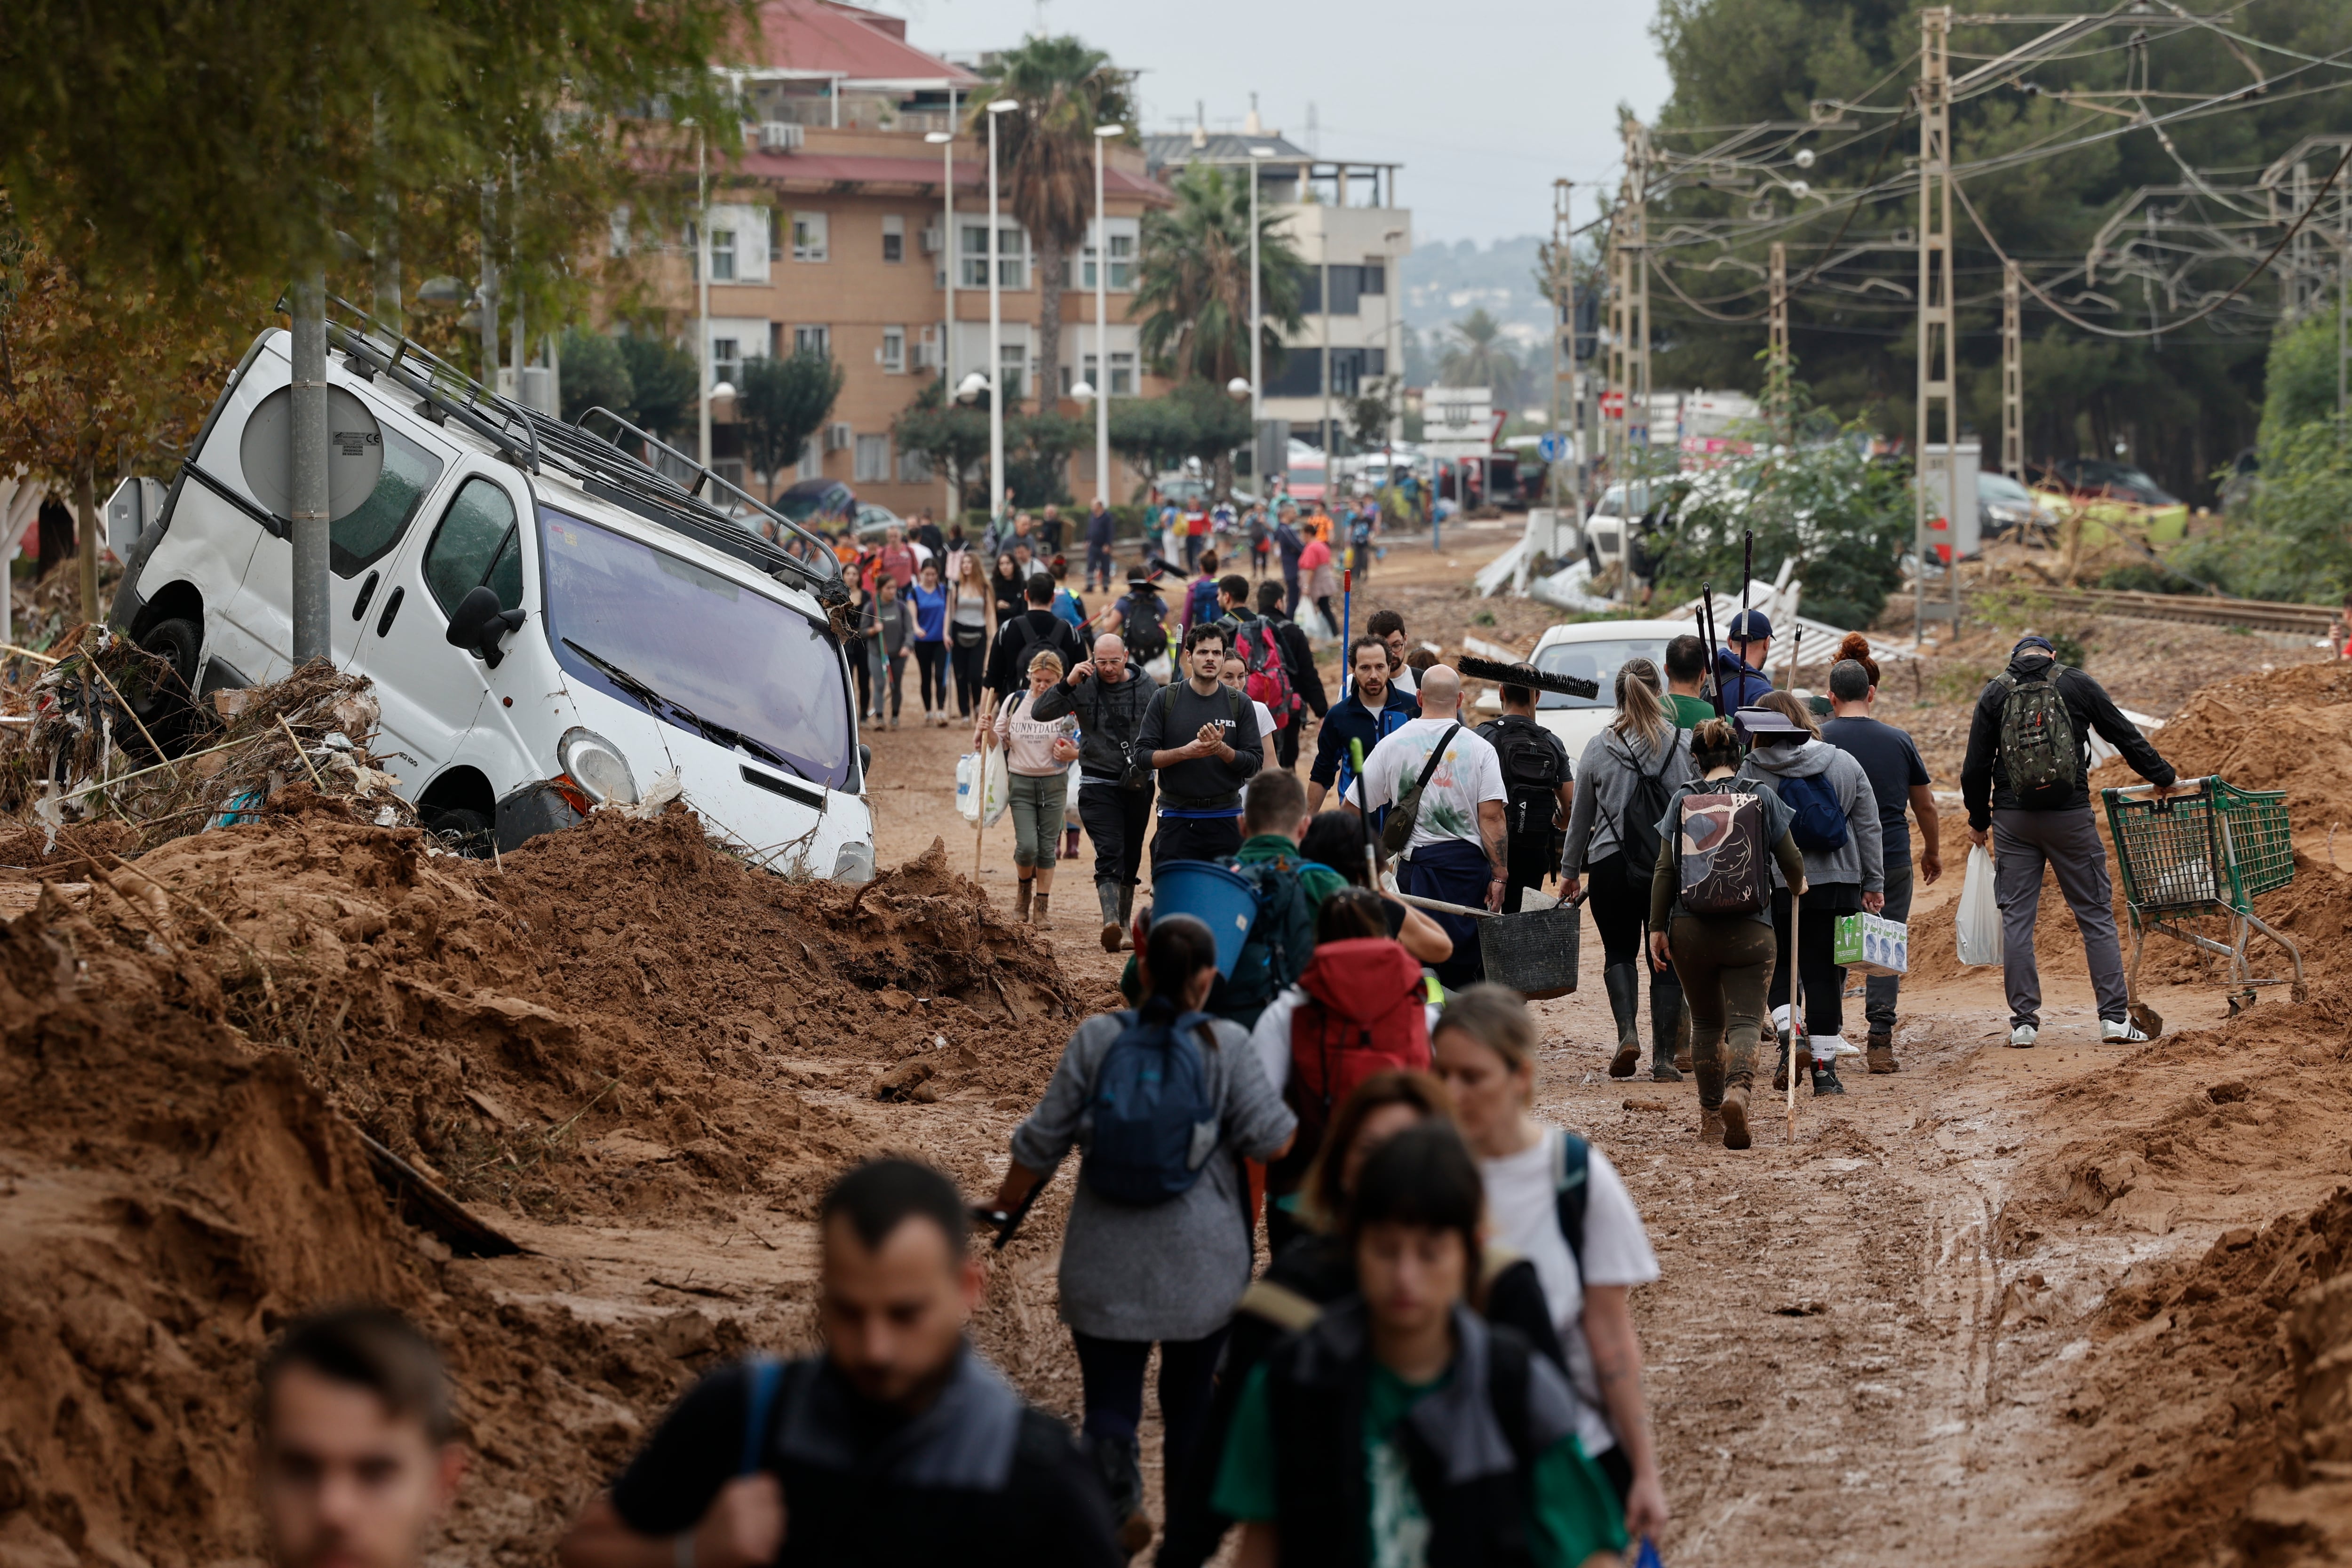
[1478, 903, 1581, 1000]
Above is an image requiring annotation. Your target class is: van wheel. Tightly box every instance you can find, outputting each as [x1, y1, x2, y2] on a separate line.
[424, 806, 494, 858]
[127, 616, 204, 756]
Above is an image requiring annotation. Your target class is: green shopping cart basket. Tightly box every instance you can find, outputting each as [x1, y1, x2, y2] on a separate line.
[2102, 775, 2304, 1020]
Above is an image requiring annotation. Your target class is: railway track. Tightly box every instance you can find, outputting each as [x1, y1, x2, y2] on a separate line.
[1964, 583, 2339, 636]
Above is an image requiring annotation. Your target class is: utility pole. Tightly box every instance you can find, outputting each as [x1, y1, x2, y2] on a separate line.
[2291, 160, 2317, 321]
[2002, 260, 2025, 481]
[1766, 240, 1788, 443]
[480, 179, 501, 393]
[289, 276, 330, 665]
[1914, 7, 1959, 637]
[696, 129, 713, 468]
[1605, 117, 1651, 600]
[1551, 179, 1575, 510]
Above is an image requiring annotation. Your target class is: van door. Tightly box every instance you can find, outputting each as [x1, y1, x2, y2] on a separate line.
[350, 467, 538, 804]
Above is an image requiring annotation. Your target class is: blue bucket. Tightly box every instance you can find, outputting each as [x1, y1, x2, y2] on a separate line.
[1149, 860, 1260, 977]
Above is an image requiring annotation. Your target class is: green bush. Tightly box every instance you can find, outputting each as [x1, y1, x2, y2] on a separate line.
[1655, 435, 1912, 631]
[2169, 422, 2352, 604]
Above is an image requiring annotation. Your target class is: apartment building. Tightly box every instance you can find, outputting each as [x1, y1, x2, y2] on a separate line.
[1142, 127, 1412, 454]
[633, 0, 1173, 517]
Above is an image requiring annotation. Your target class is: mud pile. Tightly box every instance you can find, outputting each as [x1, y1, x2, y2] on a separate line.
[0, 803, 1093, 1565]
[2103, 659, 2352, 826]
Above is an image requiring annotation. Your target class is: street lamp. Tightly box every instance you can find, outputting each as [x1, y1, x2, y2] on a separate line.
[682, 119, 715, 467]
[955, 371, 991, 404]
[985, 98, 1018, 531]
[1092, 123, 1123, 513]
[1247, 144, 1277, 467]
[928, 107, 960, 522]
[1226, 376, 1252, 400]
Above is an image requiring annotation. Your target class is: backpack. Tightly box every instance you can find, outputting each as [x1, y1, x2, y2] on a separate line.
[1120, 593, 1169, 663]
[1603, 732, 1681, 892]
[1551, 1130, 1591, 1285]
[1285, 938, 1432, 1161]
[1676, 784, 1772, 916]
[1081, 1007, 1223, 1205]
[1010, 611, 1072, 689]
[1996, 664, 2081, 800]
[1232, 615, 1298, 729]
[1220, 852, 1320, 1022]
[1486, 718, 1567, 846]
[1778, 770, 1851, 852]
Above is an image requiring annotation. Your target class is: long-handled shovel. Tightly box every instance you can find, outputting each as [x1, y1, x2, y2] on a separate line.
[1786, 884, 1806, 1144]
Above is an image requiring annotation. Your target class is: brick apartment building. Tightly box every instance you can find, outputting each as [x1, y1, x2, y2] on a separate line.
[628, 0, 1174, 519]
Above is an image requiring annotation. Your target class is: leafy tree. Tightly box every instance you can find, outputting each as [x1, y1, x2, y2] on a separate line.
[558, 328, 634, 425]
[613, 334, 699, 442]
[1654, 435, 1912, 630]
[2256, 303, 2344, 446]
[1108, 380, 1252, 479]
[736, 350, 845, 493]
[1438, 308, 1526, 407]
[2169, 421, 2352, 604]
[891, 379, 992, 509]
[970, 36, 1136, 413]
[1135, 164, 1305, 387]
[1008, 413, 1088, 507]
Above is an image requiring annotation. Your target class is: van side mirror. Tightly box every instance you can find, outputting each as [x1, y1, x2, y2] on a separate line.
[445, 585, 526, 669]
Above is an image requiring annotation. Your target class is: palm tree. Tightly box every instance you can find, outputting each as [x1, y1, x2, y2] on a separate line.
[969, 37, 1135, 412]
[1134, 163, 1305, 388]
[1438, 308, 1524, 405]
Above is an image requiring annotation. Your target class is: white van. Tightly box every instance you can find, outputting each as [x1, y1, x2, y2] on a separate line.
[1519, 617, 1701, 757]
[109, 305, 875, 881]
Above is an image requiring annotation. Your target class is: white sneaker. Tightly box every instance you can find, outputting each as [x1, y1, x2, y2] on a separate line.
[2008, 1024, 2038, 1048]
[2101, 1017, 2149, 1043]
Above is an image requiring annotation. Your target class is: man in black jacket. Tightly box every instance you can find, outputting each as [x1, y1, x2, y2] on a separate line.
[1474, 672, 1573, 913]
[985, 572, 1087, 701]
[562, 1159, 1120, 1568]
[1137, 622, 1263, 868]
[1255, 580, 1328, 771]
[1032, 633, 1161, 950]
[1959, 635, 2182, 1049]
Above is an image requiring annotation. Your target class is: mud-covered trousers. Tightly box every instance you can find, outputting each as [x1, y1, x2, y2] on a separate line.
[1669, 915, 1775, 1109]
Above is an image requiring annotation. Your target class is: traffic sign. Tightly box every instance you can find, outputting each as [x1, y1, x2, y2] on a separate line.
[1537, 432, 1568, 462]
[1598, 390, 1626, 419]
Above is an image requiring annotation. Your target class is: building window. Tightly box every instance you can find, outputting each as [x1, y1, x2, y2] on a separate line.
[880, 326, 906, 374]
[794, 325, 830, 358]
[715, 459, 747, 489]
[1361, 262, 1386, 295]
[882, 215, 905, 263]
[1082, 224, 1137, 290]
[792, 211, 829, 262]
[1110, 350, 1136, 397]
[897, 446, 934, 484]
[712, 337, 742, 388]
[854, 434, 891, 483]
[999, 339, 1025, 404]
[609, 206, 632, 258]
[796, 437, 821, 481]
[709, 228, 737, 281]
[960, 223, 1027, 288]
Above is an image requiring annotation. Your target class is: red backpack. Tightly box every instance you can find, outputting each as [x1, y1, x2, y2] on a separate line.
[1287, 938, 1432, 1156]
[1232, 614, 1298, 729]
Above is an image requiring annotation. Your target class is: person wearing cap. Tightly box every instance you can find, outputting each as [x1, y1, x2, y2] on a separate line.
[1716, 610, 1776, 713]
[1959, 634, 2184, 1048]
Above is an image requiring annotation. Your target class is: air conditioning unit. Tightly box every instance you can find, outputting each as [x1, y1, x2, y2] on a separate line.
[756, 121, 804, 153]
[912, 342, 941, 369]
[824, 422, 853, 452]
[920, 225, 944, 255]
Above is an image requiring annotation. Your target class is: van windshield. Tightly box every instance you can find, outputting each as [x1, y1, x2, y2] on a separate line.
[1534, 637, 1673, 710]
[539, 508, 854, 789]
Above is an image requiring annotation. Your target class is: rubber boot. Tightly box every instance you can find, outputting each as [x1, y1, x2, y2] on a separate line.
[1119, 884, 1135, 927]
[1649, 972, 1685, 1082]
[1867, 1028, 1899, 1074]
[1097, 883, 1124, 954]
[1089, 1434, 1152, 1556]
[1604, 964, 1641, 1078]
[1015, 878, 1033, 923]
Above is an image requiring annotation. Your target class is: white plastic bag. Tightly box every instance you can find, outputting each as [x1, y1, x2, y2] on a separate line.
[955, 749, 1011, 828]
[1064, 760, 1085, 828]
[1956, 843, 2003, 967]
[955, 752, 983, 825]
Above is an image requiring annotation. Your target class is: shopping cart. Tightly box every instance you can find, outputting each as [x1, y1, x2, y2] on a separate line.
[2102, 775, 2304, 1025]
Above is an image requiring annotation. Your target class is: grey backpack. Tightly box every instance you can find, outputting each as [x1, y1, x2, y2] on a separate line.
[1996, 666, 2079, 800]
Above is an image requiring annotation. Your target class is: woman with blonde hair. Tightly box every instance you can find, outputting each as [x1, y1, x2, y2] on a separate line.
[1560, 658, 1694, 1079]
[987, 648, 1082, 923]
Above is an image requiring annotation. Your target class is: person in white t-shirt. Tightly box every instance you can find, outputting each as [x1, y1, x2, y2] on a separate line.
[1431, 985, 1668, 1548]
[1352, 665, 1506, 989]
[1217, 654, 1279, 742]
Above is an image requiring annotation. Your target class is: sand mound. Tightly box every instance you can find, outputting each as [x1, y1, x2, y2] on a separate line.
[2094, 660, 2352, 826]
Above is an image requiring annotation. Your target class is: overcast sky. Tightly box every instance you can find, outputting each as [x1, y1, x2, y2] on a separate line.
[870, 0, 1675, 248]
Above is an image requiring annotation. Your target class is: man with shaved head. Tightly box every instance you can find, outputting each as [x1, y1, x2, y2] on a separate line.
[1350, 665, 1510, 988]
[1033, 631, 1163, 950]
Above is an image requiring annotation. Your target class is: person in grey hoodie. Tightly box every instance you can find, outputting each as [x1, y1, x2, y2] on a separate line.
[985, 915, 1296, 1552]
[1734, 692, 1883, 1095]
[1560, 659, 1696, 1081]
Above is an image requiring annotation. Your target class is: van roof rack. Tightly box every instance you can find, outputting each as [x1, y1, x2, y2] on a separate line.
[316, 295, 845, 602]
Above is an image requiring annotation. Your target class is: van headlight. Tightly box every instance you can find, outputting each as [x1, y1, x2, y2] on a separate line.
[832, 842, 875, 883]
[558, 727, 640, 805]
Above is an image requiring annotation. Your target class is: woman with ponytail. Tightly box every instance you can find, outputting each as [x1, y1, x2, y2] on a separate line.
[1561, 658, 1696, 1080]
[1819, 631, 1940, 1075]
[989, 912, 1297, 1552]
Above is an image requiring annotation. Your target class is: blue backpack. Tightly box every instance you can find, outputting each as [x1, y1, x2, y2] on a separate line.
[1778, 771, 1851, 853]
[1082, 1008, 1223, 1206]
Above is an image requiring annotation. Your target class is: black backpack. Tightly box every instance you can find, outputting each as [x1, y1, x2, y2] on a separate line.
[1485, 717, 1568, 847]
[1603, 730, 1684, 892]
[1121, 593, 1169, 663]
[1010, 611, 1072, 688]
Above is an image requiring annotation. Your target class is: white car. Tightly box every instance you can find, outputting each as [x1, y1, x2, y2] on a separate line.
[110, 308, 875, 880]
[1519, 617, 1700, 757]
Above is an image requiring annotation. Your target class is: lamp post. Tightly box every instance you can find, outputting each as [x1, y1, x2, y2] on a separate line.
[985, 97, 1018, 531]
[1247, 144, 1276, 470]
[692, 122, 713, 468]
[926, 119, 955, 398]
[1092, 123, 1123, 510]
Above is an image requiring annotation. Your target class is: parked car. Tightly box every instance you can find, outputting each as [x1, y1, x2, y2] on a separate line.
[109, 312, 875, 881]
[1519, 617, 1697, 756]
[774, 478, 858, 529]
[2041, 458, 2179, 509]
[1977, 471, 2058, 544]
